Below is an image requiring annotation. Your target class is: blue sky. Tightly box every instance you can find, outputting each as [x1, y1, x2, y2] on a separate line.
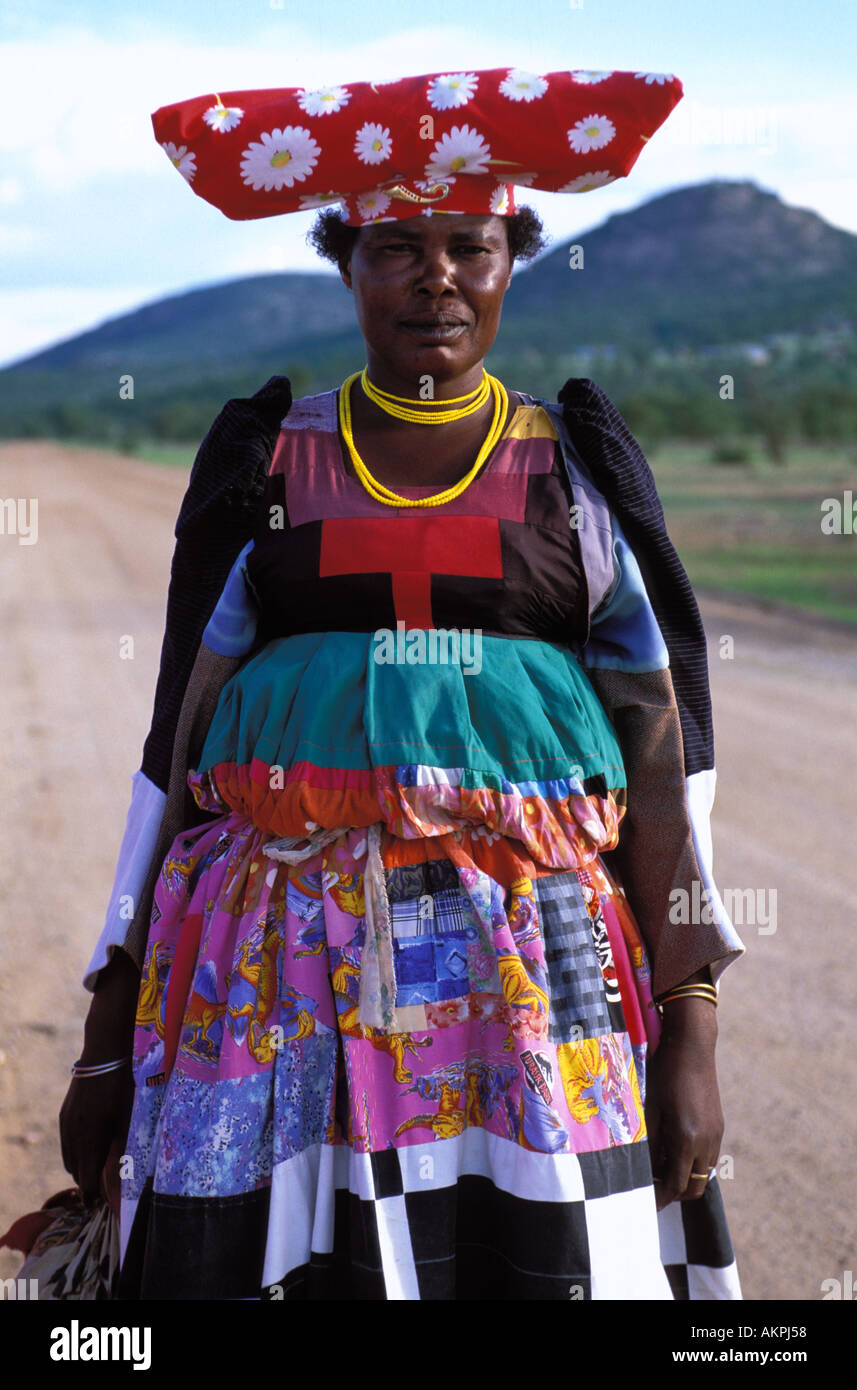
[2, 0, 854, 366]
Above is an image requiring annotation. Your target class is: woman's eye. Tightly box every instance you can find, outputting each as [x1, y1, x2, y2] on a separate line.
[379, 242, 488, 254]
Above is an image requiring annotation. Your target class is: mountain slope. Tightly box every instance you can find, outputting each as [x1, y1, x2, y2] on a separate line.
[1, 179, 854, 435]
[500, 179, 857, 351]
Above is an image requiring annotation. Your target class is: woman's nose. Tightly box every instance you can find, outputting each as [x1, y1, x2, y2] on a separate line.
[413, 250, 457, 291]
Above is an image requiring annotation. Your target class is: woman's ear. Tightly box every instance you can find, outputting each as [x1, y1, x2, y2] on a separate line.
[340, 257, 353, 291]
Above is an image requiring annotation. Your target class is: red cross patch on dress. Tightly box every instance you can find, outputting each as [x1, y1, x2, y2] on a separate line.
[319, 515, 502, 628]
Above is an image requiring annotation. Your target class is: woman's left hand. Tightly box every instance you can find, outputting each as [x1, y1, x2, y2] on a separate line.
[644, 999, 723, 1210]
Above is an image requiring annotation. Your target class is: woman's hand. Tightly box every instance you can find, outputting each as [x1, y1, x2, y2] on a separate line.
[59, 949, 140, 1207]
[644, 995, 723, 1210]
[60, 1068, 135, 1208]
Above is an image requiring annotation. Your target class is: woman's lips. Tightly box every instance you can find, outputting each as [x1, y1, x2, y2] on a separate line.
[399, 317, 467, 338]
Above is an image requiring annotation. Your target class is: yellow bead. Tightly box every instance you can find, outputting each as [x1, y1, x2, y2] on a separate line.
[361, 367, 490, 423]
[338, 370, 508, 509]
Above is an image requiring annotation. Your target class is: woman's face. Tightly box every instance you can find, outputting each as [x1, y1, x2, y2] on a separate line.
[340, 212, 513, 393]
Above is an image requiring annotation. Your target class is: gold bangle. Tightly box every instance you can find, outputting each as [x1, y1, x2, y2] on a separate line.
[659, 987, 718, 1000]
[656, 981, 718, 998]
[657, 988, 718, 1007]
[660, 988, 718, 1000]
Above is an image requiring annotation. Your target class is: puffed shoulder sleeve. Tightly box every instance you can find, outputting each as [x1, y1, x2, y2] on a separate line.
[81, 546, 259, 989]
[582, 515, 744, 997]
[81, 377, 290, 990]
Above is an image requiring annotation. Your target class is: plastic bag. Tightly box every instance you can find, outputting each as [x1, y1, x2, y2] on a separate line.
[0, 1188, 119, 1300]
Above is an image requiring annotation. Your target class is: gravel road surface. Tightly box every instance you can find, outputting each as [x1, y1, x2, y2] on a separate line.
[1, 441, 854, 1300]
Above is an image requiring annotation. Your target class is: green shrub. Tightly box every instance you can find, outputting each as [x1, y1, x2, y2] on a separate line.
[710, 437, 754, 464]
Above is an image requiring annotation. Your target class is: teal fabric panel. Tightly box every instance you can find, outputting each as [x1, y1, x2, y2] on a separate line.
[197, 631, 625, 789]
[199, 632, 371, 773]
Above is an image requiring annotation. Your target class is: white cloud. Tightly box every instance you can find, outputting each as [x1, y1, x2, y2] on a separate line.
[0, 285, 163, 368]
[3, 14, 857, 368]
[0, 176, 22, 204]
[1, 25, 504, 193]
[5, 24, 854, 208]
[774, 178, 857, 237]
[221, 227, 340, 279]
[0, 223, 48, 254]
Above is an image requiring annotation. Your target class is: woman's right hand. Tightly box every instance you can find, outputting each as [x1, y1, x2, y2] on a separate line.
[59, 1066, 135, 1207]
[59, 948, 141, 1206]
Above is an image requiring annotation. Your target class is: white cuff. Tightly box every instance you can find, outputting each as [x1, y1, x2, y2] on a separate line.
[686, 767, 745, 981]
[82, 770, 166, 990]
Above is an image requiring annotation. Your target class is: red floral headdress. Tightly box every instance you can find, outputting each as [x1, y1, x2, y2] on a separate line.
[152, 66, 682, 225]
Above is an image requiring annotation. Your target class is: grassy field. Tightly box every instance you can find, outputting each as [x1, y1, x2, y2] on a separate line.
[59, 439, 201, 470]
[62, 434, 857, 626]
[648, 439, 857, 624]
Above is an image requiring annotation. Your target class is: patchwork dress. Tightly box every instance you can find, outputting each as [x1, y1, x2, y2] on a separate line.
[113, 389, 742, 1300]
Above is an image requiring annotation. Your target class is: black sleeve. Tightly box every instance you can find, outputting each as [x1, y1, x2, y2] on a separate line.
[140, 375, 292, 795]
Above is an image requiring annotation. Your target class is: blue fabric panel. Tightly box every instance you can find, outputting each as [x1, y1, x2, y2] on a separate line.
[583, 517, 669, 673]
[202, 540, 259, 657]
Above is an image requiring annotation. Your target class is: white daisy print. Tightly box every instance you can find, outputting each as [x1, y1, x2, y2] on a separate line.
[557, 170, 616, 193]
[162, 142, 196, 182]
[425, 124, 491, 181]
[202, 102, 244, 133]
[297, 84, 351, 117]
[413, 175, 456, 192]
[354, 122, 392, 165]
[489, 183, 511, 214]
[240, 127, 321, 191]
[427, 72, 478, 110]
[499, 69, 548, 102]
[356, 190, 392, 221]
[512, 170, 538, 186]
[297, 190, 346, 209]
[635, 71, 674, 84]
[567, 114, 616, 154]
[570, 70, 613, 84]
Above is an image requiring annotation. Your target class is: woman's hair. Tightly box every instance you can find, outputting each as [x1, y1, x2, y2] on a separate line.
[307, 205, 548, 273]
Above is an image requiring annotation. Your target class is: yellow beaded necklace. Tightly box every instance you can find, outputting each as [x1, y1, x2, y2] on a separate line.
[360, 366, 491, 423]
[338, 370, 509, 509]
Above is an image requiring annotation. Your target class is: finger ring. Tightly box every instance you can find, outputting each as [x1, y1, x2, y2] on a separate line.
[690, 1171, 710, 1181]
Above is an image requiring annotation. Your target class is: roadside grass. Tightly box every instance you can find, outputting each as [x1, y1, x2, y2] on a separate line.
[648, 439, 856, 624]
[58, 439, 200, 470]
[124, 442, 200, 469]
[54, 434, 857, 626]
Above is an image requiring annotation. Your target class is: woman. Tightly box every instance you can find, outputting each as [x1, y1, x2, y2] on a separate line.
[61, 66, 743, 1299]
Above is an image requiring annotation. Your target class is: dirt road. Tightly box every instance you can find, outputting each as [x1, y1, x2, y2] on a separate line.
[1, 440, 854, 1300]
